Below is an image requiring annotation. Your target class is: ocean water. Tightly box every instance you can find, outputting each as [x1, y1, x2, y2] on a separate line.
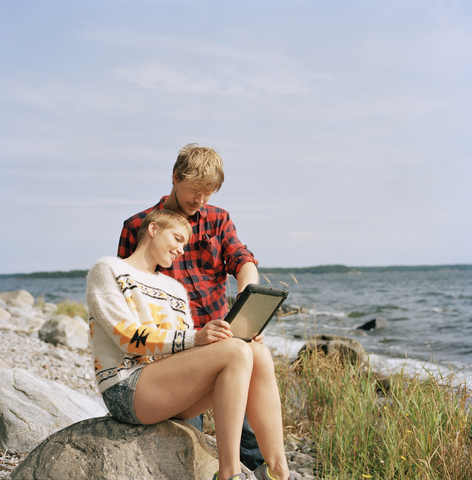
[1, 270, 471, 385]
[230, 270, 472, 386]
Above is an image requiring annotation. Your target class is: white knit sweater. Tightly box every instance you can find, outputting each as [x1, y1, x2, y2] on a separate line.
[86, 256, 195, 393]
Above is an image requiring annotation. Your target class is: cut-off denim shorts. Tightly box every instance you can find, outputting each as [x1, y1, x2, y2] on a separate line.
[102, 368, 144, 425]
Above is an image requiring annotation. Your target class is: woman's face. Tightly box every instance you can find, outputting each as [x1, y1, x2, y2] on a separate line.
[149, 223, 189, 268]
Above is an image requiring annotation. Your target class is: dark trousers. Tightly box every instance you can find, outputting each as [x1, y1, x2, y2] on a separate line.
[186, 414, 264, 470]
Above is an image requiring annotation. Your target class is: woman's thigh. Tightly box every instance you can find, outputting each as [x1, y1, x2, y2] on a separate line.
[134, 338, 252, 424]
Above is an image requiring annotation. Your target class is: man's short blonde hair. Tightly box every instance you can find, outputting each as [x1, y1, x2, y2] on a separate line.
[137, 209, 192, 244]
[173, 143, 225, 193]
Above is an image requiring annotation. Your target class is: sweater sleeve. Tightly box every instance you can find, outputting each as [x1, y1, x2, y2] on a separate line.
[87, 260, 195, 357]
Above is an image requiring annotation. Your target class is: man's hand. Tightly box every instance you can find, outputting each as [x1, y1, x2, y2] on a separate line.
[194, 320, 233, 346]
[252, 333, 264, 344]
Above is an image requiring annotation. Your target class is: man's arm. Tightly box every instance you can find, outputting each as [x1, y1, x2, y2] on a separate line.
[236, 262, 259, 294]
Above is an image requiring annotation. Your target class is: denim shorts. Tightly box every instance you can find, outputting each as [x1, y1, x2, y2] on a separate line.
[102, 368, 144, 425]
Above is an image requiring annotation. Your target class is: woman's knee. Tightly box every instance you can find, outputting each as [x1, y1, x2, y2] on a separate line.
[225, 338, 254, 367]
[249, 342, 274, 368]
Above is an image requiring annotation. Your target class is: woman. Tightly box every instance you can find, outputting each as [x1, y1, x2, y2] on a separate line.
[87, 209, 292, 480]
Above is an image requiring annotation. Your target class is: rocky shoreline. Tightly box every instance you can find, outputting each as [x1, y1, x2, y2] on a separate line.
[0, 290, 319, 479]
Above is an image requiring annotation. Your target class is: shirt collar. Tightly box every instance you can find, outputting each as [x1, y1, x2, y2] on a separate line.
[157, 195, 207, 221]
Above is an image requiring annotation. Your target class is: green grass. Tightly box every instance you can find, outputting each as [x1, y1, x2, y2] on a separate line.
[54, 300, 89, 322]
[276, 350, 472, 479]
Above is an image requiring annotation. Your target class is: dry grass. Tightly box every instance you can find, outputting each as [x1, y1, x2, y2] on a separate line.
[54, 300, 88, 322]
[276, 349, 472, 479]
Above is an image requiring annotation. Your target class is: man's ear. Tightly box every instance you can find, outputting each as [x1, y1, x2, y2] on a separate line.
[172, 171, 180, 186]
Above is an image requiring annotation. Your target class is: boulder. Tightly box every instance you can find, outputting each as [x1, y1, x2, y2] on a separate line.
[356, 317, 388, 331]
[7, 299, 34, 312]
[0, 368, 107, 453]
[296, 334, 368, 368]
[0, 290, 35, 306]
[38, 314, 89, 349]
[11, 417, 219, 480]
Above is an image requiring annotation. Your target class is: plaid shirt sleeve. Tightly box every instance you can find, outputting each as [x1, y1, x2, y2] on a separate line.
[117, 200, 258, 329]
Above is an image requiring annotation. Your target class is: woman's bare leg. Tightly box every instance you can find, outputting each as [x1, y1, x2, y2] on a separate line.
[134, 338, 253, 480]
[245, 342, 290, 480]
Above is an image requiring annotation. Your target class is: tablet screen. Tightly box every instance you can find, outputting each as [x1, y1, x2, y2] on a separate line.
[225, 284, 289, 340]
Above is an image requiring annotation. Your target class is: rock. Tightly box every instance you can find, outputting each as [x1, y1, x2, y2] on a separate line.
[0, 290, 35, 306]
[0, 307, 12, 322]
[279, 304, 306, 316]
[6, 305, 35, 321]
[42, 302, 57, 315]
[10, 417, 219, 480]
[0, 299, 7, 309]
[7, 299, 34, 312]
[356, 317, 388, 331]
[38, 314, 89, 349]
[296, 334, 368, 368]
[0, 368, 107, 453]
[0, 358, 10, 369]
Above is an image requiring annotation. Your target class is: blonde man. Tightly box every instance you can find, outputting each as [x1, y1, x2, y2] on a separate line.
[118, 143, 263, 469]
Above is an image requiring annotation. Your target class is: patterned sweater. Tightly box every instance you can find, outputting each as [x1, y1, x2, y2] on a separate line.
[86, 256, 195, 393]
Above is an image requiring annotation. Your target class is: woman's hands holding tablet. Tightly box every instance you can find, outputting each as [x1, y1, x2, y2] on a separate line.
[194, 320, 233, 346]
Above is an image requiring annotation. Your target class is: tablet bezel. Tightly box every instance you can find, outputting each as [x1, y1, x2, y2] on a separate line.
[225, 283, 289, 341]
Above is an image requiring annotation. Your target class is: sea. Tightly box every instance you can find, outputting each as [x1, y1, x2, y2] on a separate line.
[1, 269, 471, 386]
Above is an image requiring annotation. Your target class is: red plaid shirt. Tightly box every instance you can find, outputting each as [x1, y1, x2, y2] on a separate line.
[117, 196, 258, 329]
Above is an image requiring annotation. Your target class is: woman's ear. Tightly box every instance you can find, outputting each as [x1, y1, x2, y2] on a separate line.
[148, 222, 157, 238]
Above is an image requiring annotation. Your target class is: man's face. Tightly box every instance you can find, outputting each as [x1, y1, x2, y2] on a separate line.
[173, 177, 213, 218]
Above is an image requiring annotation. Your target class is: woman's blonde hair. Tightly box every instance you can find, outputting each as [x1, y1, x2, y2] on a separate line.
[173, 143, 224, 193]
[137, 209, 192, 244]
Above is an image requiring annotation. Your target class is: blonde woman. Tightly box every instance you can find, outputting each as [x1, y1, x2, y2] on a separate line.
[88, 209, 292, 480]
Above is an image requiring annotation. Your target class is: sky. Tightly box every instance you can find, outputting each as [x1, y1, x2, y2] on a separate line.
[1, 0, 471, 274]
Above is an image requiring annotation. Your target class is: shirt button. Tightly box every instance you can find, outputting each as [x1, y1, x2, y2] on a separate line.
[186, 261, 193, 269]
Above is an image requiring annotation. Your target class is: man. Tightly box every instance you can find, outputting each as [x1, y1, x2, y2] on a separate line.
[117, 143, 264, 469]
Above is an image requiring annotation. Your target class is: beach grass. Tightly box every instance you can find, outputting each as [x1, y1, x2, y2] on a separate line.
[54, 300, 88, 322]
[276, 349, 472, 479]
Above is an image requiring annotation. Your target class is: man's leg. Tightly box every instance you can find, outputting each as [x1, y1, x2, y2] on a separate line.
[240, 415, 264, 470]
[186, 414, 203, 431]
[186, 413, 264, 470]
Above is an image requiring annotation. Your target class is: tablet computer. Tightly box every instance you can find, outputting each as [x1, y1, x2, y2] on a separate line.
[225, 284, 289, 341]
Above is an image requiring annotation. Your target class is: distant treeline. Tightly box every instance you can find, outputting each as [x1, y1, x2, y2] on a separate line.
[258, 264, 472, 274]
[3, 264, 471, 279]
[17, 270, 89, 279]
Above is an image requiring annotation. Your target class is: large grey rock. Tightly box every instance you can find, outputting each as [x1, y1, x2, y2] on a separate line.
[11, 417, 219, 480]
[296, 334, 368, 368]
[0, 290, 35, 306]
[0, 368, 107, 453]
[38, 314, 89, 349]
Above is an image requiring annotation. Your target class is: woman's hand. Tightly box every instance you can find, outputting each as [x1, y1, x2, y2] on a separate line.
[252, 333, 264, 344]
[194, 320, 233, 346]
